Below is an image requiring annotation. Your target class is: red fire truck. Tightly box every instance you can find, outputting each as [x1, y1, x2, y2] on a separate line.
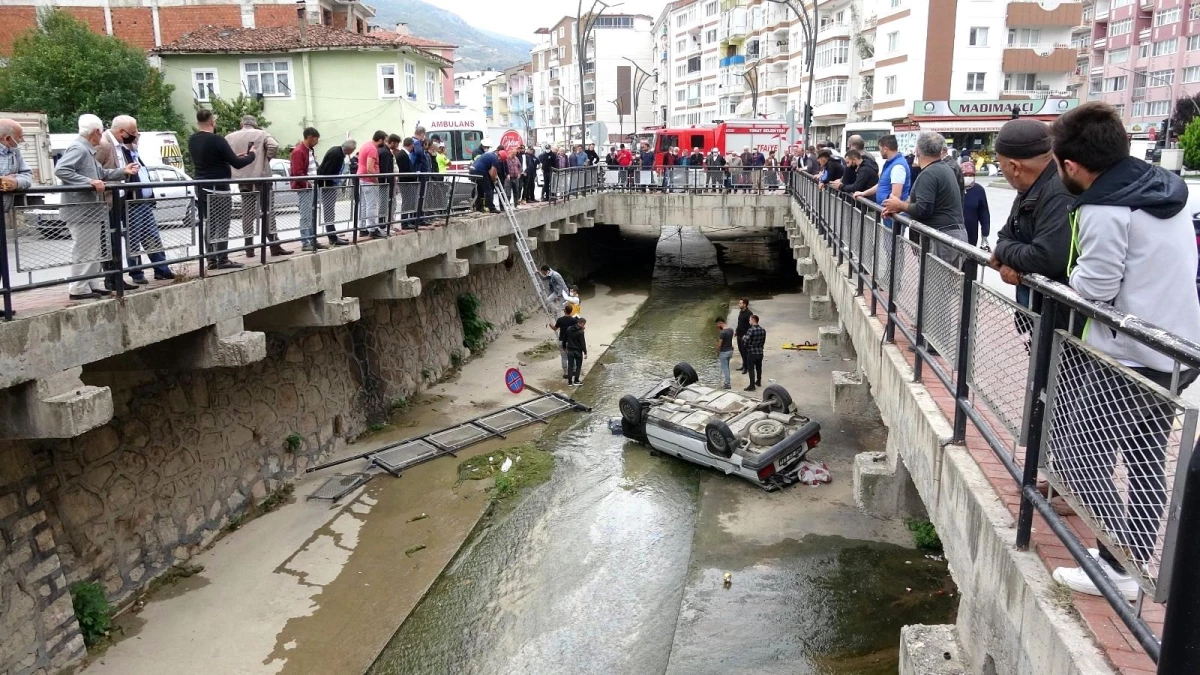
[642, 120, 800, 164]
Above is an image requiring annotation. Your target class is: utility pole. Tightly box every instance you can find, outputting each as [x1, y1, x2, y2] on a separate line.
[575, 0, 622, 146]
[766, 0, 817, 143]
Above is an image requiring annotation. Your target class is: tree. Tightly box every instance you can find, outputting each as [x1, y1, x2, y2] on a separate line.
[1173, 94, 1200, 137]
[0, 9, 185, 134]
[1179, 116, 1200, 171]
[199, 93, 269, 136]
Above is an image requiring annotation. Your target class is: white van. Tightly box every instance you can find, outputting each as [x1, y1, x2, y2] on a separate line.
[414, 106, 488, 172]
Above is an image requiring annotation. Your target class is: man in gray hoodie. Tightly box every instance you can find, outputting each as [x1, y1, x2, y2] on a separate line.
[1047, 101, 1200, 601]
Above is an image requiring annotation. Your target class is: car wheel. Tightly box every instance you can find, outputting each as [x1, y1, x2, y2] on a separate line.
[705, 418, 736, 458]
[673, 362, 699, 386]
[762, 384, 794, 413]
[619, 394, 643, 425]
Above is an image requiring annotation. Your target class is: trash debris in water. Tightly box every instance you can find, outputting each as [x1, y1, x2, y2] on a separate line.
[607, 418, 624, 434]
[500, 457, 513, 473]
[408, 513, 428, 522]
[722, 572, 733, 586]
[798, 461, 832, 485]
[405, 544, 426, 556]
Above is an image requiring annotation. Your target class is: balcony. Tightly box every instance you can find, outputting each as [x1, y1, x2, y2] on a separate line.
[817, 21, 852, 41]
[1001, 88, 1073, 98]
[1006, 1, 1084, 28]
[860, 56, 876, 72]
[1002, 47, 1078, 72]
[814, 58, 853, 80]
[1094, 36, 1107, 49]
[813, 99, 852, 118]
[854, 97, 873, 111]
[721, 69, 746, 94]
[1139, 28, 1151, 41]
[765, 71, 788, 90]
[1140, 0, 1153, 9]
[720, 54, 746, 68]
[719, 7, 748, 41]
[1132, 86, 1146, 100]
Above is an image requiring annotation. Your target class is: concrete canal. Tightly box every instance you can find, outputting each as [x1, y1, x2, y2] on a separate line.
[368, 227, 958, 675]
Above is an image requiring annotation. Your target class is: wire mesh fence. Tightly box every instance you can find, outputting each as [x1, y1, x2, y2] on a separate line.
[895, 235, 921, 322]
[1042, 332, 1199, 600]
[201, 188, 248, 249]
[968, 282, 1038, 449]
[124, 196, 195, 257]
[921, 254, 965, 364]
[10, 201, 111, 274]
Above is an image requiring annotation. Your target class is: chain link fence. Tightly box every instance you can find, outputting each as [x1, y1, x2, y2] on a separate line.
[1042, 332, 1199, 600]
[967, 282, 1038, 446]
[921, 254, 965, 364]
[11, 201, 110, 274]
[895, 235, 921, 323]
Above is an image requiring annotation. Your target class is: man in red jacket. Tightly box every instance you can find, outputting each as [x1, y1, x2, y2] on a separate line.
[290, 127, 325, 252]
[616, 143, 633, 187]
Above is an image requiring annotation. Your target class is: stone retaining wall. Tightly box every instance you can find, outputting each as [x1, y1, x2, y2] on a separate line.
[0, 227, 621, 675]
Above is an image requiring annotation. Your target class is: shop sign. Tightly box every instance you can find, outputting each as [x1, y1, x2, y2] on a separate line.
[913, 99, 1078, 117]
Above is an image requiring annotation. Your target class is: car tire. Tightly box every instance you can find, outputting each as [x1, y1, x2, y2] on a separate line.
[705, 418, 736, 458]
[762, 384, 793, 413]
[673, 362, 699, 386]
[619, 394, 643, 425]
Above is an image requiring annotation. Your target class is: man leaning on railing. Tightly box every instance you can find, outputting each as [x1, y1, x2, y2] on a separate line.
[881, 132, 969, 268]
[0, 118, 32, 227]
[1046, 101, 1200, 601]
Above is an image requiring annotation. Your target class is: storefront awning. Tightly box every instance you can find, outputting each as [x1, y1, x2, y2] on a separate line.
[910, 117, 1058, 134]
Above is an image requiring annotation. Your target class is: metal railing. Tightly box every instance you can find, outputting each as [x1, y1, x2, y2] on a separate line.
[0, 171, 476, 319]
[789, 172, 1200, 672]
[594, 165, 792, 194]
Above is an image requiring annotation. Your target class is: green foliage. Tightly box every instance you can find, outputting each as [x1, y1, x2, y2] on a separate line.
[450, 351, 463, 369]
[906, 518, 943, 552]
[457, 293, 493, 354]
[457, 443, 555, 504]
[369, 422, 388, 433]
[285, 433, 302, 451]
[391, 397, 408, 411]
[258, 483, 294, 513]
[0, 10, 185, 134]
[200, 93, 269, 136]
[1175, 94, 1200, 137]
[514, 310, 527, 325]
[1181, 117, 1200, 171]
[70, 582, 112, 646]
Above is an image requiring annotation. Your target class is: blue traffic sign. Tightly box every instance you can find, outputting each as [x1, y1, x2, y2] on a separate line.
[505, 368, 525, 394]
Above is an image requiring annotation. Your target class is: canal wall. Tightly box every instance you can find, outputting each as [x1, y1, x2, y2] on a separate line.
[785, 205, 1116, 675]
[0, 226, 620, 675]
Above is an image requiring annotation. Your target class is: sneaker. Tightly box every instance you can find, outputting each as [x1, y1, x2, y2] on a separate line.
[1052, 549, 1140, 601]
[154, 271, 176, 281]
[722, 384, 731, 390]
[744, 384, 757, 392]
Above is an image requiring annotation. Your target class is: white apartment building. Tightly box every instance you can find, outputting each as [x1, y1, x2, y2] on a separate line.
[654, 0, 724, 129]
[531, 14, 655, 147]
[454, 70, 503, 112]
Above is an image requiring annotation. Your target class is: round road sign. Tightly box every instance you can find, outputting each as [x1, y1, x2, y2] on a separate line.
[505, 367, 525, 394]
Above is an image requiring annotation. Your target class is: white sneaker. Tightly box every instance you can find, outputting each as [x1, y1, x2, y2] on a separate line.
[1052, 550, 1140, 602]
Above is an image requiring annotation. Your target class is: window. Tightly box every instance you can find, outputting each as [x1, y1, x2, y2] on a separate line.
[192, 69, 218, 101]
[815, 77, 848, 104]
[706, 1, 718, 16]
[1140, 43, 1151, 58]
[966, 72, 986, 92]
[243, 60, 291, 97]
[676, 88, 686, 101]
[887, 31, 899, 52]
[1107, 47, 1130, 64]
[687, 83, 701, 105]
[1110, 18, 1133, 35]
[584, 101, 595, 113]
[1008, 28, 1041, 47]
[1005, 73, 1037, 90]
[1149, 69, 1174, 85]
[1104, 75, 1128, 91]
[890, 0, 901, 7]
[676, 64, 686, 77]
[377, 64, 398, 97]
[677, 38, 688, 51]
[1155, 8, 1180, 25]
[1133, 101, 1146, 117]
[1153, 38, 1178, 55]
[704, 83, 717, 96]
[704, 56, 718, 69]
[584, 80, 595, 94]
[1192, 1, 1200, 19]
[404, 61, 416, 96]
[1113, 104, 1125, 118]
[706, 29, 718, 44]
[558, 46, 565, 58]
[549, 67, 559, 79]
[1147, 100, 1170, 115]
[814, 39, 850, 68]
[1186, 65, 1200, 82]
[968, 27, 988, 47]
[1189, 35, 1200, 50]
[558, 27, 564, 38]
[594, 16, 633, 28]
[746, 39, 760, 58]
[885, 75, 897, 94]
[688, 56, 701, 73]
[1112, 0, 1133, 7]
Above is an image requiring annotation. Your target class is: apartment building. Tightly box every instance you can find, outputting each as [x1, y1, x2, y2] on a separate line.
[455, 70, 503, 111]
[1089, 0, 1200, 135]
[654, 0, 724, 130]
[484, 63, 535, 138]
[530, 14, 655, 147]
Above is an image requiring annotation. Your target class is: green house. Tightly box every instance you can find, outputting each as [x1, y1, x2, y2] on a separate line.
[153, 24, 452, 150]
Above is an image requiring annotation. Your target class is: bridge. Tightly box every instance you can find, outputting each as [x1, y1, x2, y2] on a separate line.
[1, 167, 1197, 674]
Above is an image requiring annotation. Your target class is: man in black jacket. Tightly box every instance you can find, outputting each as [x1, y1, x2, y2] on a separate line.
[376, 132, 396, 227]
[836, 149, 879, 195]
[521, 146, 539, 203]
[316, 139, 354, 246]
[816, 149, 844, 187]
[189, 108, 256, 269]
[539, 144, 556, 201]
[734, 298, 752, 374]
[564, 318, 588, 386]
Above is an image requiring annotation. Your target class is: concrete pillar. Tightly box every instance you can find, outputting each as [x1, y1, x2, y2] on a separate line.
[796, 257, 818, 276]
[244, 290, 360, 330]
[559, 217, 579, 235]
[178, 318, 266, 369]
[818, 325, 842, 357]
[809, 295, 833, 321]
[803, 272, 828, 297]
[793, 244, 810, 259]
[461, 240, 509, 266]
[853, 451, 927, 519]
[537, 224, 561, 243]
[0, 367, 112, 439]
[343, 268, 421, 300]
[899, 625, 964, 675]
[580, 211, 596, 228]
[410, 252, 469, 280]
[830, 369, 871, 413]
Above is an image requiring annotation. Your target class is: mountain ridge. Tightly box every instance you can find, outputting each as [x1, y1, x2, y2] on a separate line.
[370, 0, 533, 72]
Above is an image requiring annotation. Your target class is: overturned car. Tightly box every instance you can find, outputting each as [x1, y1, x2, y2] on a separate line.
[619, 362, 822, 490]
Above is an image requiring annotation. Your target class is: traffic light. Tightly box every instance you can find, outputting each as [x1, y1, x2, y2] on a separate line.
[1160, 118, 1169, 140]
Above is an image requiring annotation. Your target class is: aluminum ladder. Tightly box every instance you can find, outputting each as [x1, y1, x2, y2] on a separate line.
[494, 178, 557, 320]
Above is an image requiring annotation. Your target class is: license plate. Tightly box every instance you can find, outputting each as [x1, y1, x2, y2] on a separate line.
[776, 446, 805, 470]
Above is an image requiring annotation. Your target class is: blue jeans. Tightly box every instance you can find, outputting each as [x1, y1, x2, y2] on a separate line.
[126, 202, 171, 279]
[298, 188, 316, 245]
[718, 350, 734, 387]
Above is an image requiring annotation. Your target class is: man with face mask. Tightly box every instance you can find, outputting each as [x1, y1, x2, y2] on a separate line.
[960, 162, 990, 250]
[988, 119, 1073, 312]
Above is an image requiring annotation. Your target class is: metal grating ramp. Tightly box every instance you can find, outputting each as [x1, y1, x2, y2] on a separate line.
[303, 393, 593, 481]
[309, 472, 373, 502]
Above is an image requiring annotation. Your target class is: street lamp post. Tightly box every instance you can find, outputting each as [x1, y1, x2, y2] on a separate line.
[557, 94, 578, 145]
[622, 56, 652, 147]
[576, 0, 623, 146]
[766, 0, 817, 143]
[1110, 64, 1180, 145]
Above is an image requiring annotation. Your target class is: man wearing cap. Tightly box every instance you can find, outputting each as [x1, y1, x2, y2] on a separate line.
[988, 118, 1074, 315]
[960, 161, 991, 249]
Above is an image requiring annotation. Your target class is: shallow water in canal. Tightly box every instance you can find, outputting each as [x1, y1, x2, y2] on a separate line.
[367, 227, 956, 675]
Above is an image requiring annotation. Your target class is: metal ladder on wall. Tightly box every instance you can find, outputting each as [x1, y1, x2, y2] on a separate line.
[494, 179, 557, 320]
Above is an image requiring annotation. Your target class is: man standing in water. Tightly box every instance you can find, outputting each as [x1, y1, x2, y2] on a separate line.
[715, 318, 735, 390]
[548, 305, 578, 380]
[564, 317, 587, 386]
[735, 299, 752, 374]
[743, 314, 766, 391]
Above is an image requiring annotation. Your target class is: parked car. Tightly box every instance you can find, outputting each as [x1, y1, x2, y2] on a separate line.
[26, 165, 196, 240]
[228, 159, 299, 211]
[619, 362, 822, 490]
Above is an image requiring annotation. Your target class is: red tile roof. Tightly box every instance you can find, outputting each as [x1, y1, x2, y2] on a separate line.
[153, 24, 450, 64]
[369, 31, 456, 49]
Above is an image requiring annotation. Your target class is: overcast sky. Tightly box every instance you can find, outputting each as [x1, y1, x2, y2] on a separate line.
[437, 0, 671, 41]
